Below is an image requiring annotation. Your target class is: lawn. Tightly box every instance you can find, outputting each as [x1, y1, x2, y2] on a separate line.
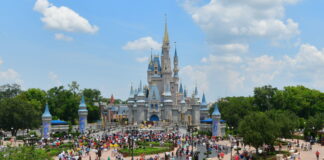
[119, 147, 172, 157]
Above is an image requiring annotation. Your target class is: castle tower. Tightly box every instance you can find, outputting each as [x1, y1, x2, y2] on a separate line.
[212, 103, 221, 137]
[136, 81, 146, 122]
[161, 17, 173, 94]
[78, 95, 88, 134]
[161, 18, 171, 74]
[163, 83, 173, 122]
[127, 84, 135, 123]
[42, 103, 52, 139]
[147, 54, 154, 83]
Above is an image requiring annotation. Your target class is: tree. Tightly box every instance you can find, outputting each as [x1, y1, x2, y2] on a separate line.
[253, 85, 278, 111]
[47, 86, 79, 124]
[82, 88, 101, 122]
[213, 97, 255, 132]
[0, 84, 22, 100]
[265, 110, 299, 138]
[68, 81, 80, 95]
[0, 97, 41, 136]
[304, 113, 324, 139]
[18, 88, 47, 112]
[83, 88, 101, 106]
[87, 105, 100, 123]
[275, 86, 324, 119]
[238, 112, 279, 153]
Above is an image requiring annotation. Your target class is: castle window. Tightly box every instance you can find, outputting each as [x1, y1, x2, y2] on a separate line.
[155, 104, 158, 110]
[155, 71, 157, 74]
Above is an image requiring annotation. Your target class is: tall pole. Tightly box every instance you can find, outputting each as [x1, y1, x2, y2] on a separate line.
[191, 128, 194, 157]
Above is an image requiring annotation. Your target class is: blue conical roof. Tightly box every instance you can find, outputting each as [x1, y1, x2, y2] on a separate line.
[42, 103, 52, 118]
[129, 84, 134, 98]
[212, 103, 221, 116]
[79, 95, 87, 109]
[194, 85, 199, 98]
[179, 83, 183, 93]
[174, 46, 178, 61]
[201, 92, 207, 106]
[148, 55, 154, 71]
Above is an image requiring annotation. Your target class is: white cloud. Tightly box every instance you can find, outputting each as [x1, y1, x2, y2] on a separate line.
[123, 37, 161, 51]
[183, 0, 300, 46]
[135, 56, 149, 63]
[54, 33, 73, 41]
[181, 44, 324, 101]
[0, 58, 23, 85]
[48, 72, 62, 86]
[34, 0, 99, 33]
[201, 55, 242, 64]
[212, 43, 249, 53]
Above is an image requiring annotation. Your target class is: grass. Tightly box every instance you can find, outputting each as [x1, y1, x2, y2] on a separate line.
[136, 141, 173, 147]
[119, 147, 171, 156]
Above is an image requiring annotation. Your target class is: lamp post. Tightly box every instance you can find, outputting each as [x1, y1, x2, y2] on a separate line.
[187, 126, 197, 158]
[130, 128, 138, 160]
[230, 139, 234, 160]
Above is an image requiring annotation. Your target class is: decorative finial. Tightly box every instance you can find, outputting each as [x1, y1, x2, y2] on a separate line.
[163, 14, 169, 44]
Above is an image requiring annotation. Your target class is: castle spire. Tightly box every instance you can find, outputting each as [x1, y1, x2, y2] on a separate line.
[129, 83, 134, 98]
[179, 82, 183, 93]
[137, 80, 145, 97]
[212, 103, 221, 116]
[173, 42, 179, 78]
[201, 92, 207, 106]
[42, 103, 52, 118]
[163, 15, 169, 45]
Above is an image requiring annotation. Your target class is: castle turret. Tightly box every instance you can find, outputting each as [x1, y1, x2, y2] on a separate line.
[128, 84, 135, 103]
[78, 95, 88, 134]
[136, 81, 146, 122]
[212, 103, 221, 137]
[173, 45, 179, 78]
[201, 92, 207, 107]
[127, 84, 135, 123]
[42, 103, 52, 139]
[179, 83, 183, 94]
[184, 87, 187, 98]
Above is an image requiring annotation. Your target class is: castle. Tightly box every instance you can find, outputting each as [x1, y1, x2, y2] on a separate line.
[127, 21, 209, 126]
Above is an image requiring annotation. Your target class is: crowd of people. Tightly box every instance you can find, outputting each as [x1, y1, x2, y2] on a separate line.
[52, 129, 235, 160]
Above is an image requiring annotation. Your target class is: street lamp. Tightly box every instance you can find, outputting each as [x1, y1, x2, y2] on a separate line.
[230, 142, 234, 160]
[187, 126, 197, 158]
[129, 128, 138, 160]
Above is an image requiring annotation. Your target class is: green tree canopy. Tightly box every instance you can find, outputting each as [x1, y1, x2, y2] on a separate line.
[0, 96, 41, 136]
[253, 85, 278, 111]
[214, 97, 255, 131]
[47, 86, 79, 124]
[238, 112, 279, 151]
[265, 110, 299, 138]
[0, 84, 22, 100]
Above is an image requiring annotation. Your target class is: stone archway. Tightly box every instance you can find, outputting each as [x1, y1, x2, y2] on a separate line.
[150, 115, 159, 121]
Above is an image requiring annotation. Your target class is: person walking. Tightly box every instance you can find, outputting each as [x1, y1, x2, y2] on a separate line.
[316, 150, 320, 160]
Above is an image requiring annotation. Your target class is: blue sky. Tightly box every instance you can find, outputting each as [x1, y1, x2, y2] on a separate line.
[1, 0, 324, 102]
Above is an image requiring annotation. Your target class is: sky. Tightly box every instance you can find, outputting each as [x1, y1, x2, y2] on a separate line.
[1, 0, 324, 102]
